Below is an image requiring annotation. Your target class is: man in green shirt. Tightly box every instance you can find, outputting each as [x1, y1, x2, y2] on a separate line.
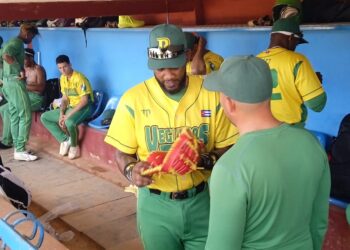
[204, 55, 330, 250]
[2, 23, 39, 161]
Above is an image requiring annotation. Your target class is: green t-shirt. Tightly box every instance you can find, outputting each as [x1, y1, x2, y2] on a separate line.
[2, 37, 24, 77]
[206, 124, 330, 250]
[0, 48, 3, 82]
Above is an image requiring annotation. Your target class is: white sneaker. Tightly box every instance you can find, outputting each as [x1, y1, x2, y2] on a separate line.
[68, 146, 80, 160]
[14, 151, 38, 161]
[59, 139, 71, 156]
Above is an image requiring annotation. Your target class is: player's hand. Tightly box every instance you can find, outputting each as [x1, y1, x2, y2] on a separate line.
[198, 36, 207, 50]
[316, 71, 323, 84]
[59, 114, 67, 130]
[132, 161, 153, 187]
[17, 71, 26, 81]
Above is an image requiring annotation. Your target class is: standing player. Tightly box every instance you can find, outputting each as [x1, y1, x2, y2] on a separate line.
[257, 17, 326, 126]
[105, 24, 238, 250]
[1, 23, 39, 161]
[185, 32, 224, 76]
[0, 48, 46, 150]
[204, 55, 330, 250]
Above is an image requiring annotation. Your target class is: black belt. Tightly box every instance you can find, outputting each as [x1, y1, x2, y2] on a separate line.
[149, 182, 206, 200]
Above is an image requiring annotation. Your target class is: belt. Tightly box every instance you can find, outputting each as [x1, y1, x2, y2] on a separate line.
[149, 182, 206, 200]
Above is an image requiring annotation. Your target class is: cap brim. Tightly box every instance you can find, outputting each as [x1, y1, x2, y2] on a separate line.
[148, 53, 186, 70]
[298, 37, 308, 44]
[203, 71, 226, 93]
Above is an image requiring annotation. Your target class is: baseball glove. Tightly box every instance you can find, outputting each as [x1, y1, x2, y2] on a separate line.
[142, 128, 202, 176]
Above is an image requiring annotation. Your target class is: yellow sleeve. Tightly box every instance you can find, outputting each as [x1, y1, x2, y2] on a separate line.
[205, 52, 224, 74]
[76, 74, 92, 97]
[295, 55, 325, 102]
[104, 93, 137, 154]
[60, 75, 66, 96]
[214, 100, 239, 148]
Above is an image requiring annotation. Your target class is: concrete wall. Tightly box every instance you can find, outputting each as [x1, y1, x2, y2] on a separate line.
[0, 24, 349, 136]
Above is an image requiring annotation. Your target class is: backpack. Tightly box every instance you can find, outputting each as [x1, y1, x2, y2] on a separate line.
[0, 162, 32, 210]
[41, 78, 61, 111]
[330, 113, 350, 202]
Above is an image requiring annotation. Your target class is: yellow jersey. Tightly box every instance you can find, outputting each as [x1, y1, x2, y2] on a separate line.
[105, 75, 238, 192]
[257, 47, 325, 124]
[60, 71, 94, 107]
[186, 51, 224, 76]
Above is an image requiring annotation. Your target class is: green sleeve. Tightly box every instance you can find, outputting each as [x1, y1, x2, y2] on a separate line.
[304, 92, 327, 112]
[206, 163, 247, 250]
[310, 159, 330, 250]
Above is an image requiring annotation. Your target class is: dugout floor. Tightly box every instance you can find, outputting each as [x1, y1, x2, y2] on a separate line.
[0, 136, 142, 250]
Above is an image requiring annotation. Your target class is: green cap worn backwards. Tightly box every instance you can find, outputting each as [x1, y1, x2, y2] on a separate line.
[204, 55, 273, 103]
[148, 24, 187, 70]
[272, 17, 308, 44]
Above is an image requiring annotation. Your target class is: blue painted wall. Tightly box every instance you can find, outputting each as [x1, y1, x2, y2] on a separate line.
[0, 25, 349, 136]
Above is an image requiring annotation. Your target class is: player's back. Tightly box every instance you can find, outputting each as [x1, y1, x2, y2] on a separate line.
[221, 124, 330, 249]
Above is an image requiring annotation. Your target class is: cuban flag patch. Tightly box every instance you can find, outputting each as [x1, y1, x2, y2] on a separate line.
[201, 110, 211, 117]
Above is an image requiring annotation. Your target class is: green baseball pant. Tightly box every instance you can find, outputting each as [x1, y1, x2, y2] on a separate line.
[2, 77, 32, 152]
[40, 104, 92, 147]
[137, 184, 210, 250]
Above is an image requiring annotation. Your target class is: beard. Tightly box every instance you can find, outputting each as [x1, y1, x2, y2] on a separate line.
[155, 73, 187, 95]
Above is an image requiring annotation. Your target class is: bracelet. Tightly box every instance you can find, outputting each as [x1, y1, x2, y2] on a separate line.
[123, 161, 137, 182]
[198, 152, 218, 170]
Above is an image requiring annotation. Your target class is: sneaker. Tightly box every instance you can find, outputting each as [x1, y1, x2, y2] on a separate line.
[0, 141, 12, 149]
[59, 139, 71, 156]
[14, 151, 38, 161]
[68, 146, 80, 160]
[118, 16, 144, 28]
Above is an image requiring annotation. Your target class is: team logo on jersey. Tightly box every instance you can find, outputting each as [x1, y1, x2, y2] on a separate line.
[142, 109, 151, 117]
[157, 37, 170, 49]
[145, 124, 209, 151]
[201, 110, 211, 117]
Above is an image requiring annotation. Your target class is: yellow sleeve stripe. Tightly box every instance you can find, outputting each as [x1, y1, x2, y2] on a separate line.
[302, 86, 324, 99]
[125, 105, 135, 118]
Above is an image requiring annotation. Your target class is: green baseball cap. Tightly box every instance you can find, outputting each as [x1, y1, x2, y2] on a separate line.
[148, 24, 187, 70]
[204, 55, 272, 103]
[272, 17, 308, 44]
[274, 0, 301, 9]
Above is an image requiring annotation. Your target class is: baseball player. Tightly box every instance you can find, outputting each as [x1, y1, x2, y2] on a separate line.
[41, 55, 93, 160]
[24, 48, 46, 111]
[1, 23, 39, 161]
[0, 48, 47, 150]
[185, 32, 224, 76]
[204, 55, 330, 250]
[257, 17, 326, 126]
[105, 24, 238, 250]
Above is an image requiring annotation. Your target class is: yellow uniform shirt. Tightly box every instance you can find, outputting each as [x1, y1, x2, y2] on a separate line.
[105, 75, 238, 192]
[60, 71, 94, 107]
[186, 51, 224, 76]
[257, 47, 325, 124]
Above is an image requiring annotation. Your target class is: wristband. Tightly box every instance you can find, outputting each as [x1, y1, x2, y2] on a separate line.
[123, 162, 137, 182]
[198, 152, 218, 170]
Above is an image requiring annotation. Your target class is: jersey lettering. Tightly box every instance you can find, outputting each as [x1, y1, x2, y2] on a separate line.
[145, 124, 209, 152]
